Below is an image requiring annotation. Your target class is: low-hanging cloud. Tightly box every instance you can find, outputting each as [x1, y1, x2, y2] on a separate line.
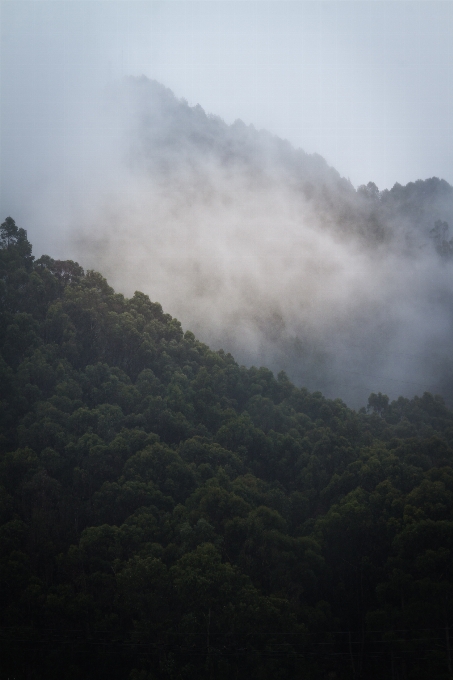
[60, 78, 452, 408]
[5, 77, 453, 408]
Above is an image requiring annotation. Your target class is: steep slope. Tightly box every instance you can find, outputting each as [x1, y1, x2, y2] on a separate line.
[2, 218, 453, 679]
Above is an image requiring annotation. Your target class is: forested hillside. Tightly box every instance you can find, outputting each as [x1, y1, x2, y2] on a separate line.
[2, 217, 453, 679]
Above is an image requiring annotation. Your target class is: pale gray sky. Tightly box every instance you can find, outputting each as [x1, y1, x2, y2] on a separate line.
[1, 0, 452, 206]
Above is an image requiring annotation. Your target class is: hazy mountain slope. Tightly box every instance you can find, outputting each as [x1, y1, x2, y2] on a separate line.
[65, 78, 453, 407]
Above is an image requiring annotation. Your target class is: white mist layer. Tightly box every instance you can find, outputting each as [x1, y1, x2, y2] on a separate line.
[6, 78, 453, 408]
[46, 78, 450, 409]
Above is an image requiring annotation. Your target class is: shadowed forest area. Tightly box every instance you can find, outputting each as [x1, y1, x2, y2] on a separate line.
[2, 217, 453, 679]
[0, 218, 453, 680]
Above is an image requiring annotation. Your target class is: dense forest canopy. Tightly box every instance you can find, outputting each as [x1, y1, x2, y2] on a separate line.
[2, 217, 453, 679]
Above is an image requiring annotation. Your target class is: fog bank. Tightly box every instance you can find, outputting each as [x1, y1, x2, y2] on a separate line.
[40, 78, 452, 408]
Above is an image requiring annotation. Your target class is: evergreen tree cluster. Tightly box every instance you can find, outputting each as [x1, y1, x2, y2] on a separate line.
[2, 218, 453, 679]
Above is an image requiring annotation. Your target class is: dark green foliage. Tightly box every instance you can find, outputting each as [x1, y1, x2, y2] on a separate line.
[2, 223, 453, 679]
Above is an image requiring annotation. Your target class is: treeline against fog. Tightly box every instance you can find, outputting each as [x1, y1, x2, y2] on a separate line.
[68, 78, 453, 407]
[2, 219, 453, 679]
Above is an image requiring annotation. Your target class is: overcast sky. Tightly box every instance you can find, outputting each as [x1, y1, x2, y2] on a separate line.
[1, 0, 452, 206]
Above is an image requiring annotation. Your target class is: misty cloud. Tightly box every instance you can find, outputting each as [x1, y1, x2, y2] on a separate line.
[40, 77, 451, 409]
